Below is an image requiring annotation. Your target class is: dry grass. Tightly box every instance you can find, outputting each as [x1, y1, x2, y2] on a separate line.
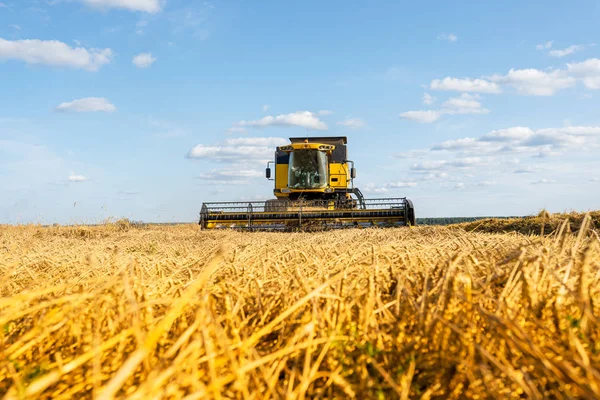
[1, 217, 600, 399]
[458, 210, 600, 236]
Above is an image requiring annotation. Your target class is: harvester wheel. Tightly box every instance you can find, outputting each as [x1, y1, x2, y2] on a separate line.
[406, 199, 416, 226]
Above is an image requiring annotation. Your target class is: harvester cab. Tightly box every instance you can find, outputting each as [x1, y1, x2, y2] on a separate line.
[199, 136, 415, 230]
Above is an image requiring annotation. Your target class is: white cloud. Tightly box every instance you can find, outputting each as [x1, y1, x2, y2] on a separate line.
[430, 57, 600, 96]
[187, 137, 288, 163]
[262, 105, 270, 112]
[430, 77, 502, 94]
[317, 110, 333, 116]
[198, 169, 263, 184]
[532, 178, 557, 185]
[591, 178, 599, 182]
[421, 172, 449, 180]
[474, 180, 495, 186]
[536, 41, 554, 50]
[480, 126, 534, 142]
[448, 157, 484, 167]
[567, 58, 600, 89]
[68, 173, 88, 182]
[363, 183, 389, 194]
[55, 97, 116, 113]
[132, 52, 156, 68]
[411, 160, 448, 171]
[430, 126, 600, 157]
[0, 38, 113, 71]
[513, 166, 537, 174]
[422, 92, 435, 105]
[441, 93, 490, 115]
[386, 181, 417, 188]
[74, 0, 162, 13]
[227, 126, 247, 134]
[399, 110, 442, 123]
[403, 94, 489, 124]
[490, 68, 576, 96]
[223, 137, 289, 147]
[431, 137, 480, 151]
[233, 111, 328, 130]
[454, 182, 465, 189]
[337, 118, 366, 129]
[549, 44, 585, 58]
[437, 33, 457, 42]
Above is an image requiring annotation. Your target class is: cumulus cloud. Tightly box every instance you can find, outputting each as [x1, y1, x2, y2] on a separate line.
[437, 33, 457, 42]
[536, 41, 554, 50]
[489, 68, 576, 96]
[431, 58, 600, 96]
[549, 44, 585, 58]
[227, 126, 247, 134]
[187, 137, 288, 163]
[399, 110, 442, 123]
[386, 181, 417, 188]
[421, 172, 449, 181]
[68, 173, 88, 182]
[513, 166, 537, 174]
[363, 183, 389, 194]
[410, 160, 448, 171]
[567, 58, 600, 89]
[337, 118, 366, 129]
[74, 0, 162, 13]
[430, 77, 502, 94]
[0, 38, 113, 71]
[532, 178, 557, 185]
[431, 137, 480, 151]
[474, 180, 495, 186]
[197, 169, 263, 184]
[441, 93, 490, 115]
[132, 52, 156, 68]
[422, 92, 436, 105]
[188, 138, 289, 184]
[431, 126, 600, 157]
[402, 94, 489, 124]
[232, 111, 328, 131]
[55, 97, 116, 113]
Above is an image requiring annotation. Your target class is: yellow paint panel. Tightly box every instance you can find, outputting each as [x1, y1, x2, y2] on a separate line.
[329, 163, 349, 188]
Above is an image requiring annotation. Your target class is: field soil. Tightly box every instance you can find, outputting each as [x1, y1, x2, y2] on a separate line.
[1, 219, 600, 399]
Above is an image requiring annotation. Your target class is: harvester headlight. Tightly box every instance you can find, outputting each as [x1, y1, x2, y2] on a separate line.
[324, 188, 334, 193]
[281, 188, 291, 193]
[318, 145, 334, 150]
[278, 146, 293, 152]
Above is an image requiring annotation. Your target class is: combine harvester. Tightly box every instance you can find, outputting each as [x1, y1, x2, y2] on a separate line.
[199, 137, 415, 231]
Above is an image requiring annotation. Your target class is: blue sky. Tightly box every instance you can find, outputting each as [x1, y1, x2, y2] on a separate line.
[1, 0, 600, 224]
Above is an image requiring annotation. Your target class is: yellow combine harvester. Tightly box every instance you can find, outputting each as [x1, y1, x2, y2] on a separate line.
[199, 137, 415, 230]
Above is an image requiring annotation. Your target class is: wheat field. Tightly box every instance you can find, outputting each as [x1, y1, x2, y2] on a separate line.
[1, 216, 600, 399]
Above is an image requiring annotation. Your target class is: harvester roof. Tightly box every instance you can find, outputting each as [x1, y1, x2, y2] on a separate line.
[289, 137, 347, 145]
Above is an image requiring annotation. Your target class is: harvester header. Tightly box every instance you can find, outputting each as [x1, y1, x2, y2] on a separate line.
[199, 136, 415, 231]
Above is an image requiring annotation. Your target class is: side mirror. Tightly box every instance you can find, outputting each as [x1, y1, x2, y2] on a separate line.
[350, 167, 356, 179]
[266, 168, 271, 179]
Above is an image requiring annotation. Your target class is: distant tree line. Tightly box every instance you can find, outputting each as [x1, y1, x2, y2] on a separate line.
[417, 216, 521, 226]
